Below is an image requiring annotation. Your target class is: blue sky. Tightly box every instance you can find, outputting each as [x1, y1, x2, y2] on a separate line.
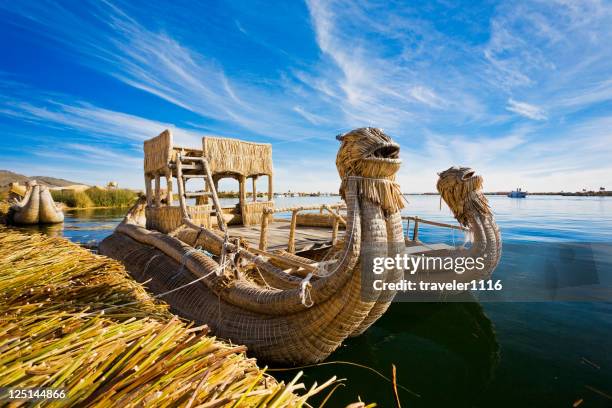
[0, 0, 611, 192]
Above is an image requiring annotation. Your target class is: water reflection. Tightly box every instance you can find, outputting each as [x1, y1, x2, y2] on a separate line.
[282, 299, 499, 407]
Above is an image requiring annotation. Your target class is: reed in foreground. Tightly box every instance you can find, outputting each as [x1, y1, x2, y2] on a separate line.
[0, 228, 340, 407]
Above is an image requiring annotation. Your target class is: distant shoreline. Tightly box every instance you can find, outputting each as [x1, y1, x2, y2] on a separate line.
[420, 192, 612, 197]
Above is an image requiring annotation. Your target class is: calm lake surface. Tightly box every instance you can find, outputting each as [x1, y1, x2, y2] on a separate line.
[16, 195, 612, 407]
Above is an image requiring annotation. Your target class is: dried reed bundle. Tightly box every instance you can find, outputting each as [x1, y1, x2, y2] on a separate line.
[295, 213, 346, 229]
[336, 128, 404, 214]
[0, 228, 336, 407]
[146, 205, 212, 233]
[436, 166, 491, 226]
[0, 201, 9, 219]
[203, 137, 272, 177]
[144, 130, 174, 174]
[241, 201, 274, 225]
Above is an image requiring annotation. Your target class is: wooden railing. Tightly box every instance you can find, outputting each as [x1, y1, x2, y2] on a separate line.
[259, 203, 346, 251]
[403, 215, 468, 242]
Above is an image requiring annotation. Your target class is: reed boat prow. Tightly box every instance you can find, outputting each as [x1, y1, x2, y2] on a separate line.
[8, 180, 64, 225]
[100, 129, 501, 364]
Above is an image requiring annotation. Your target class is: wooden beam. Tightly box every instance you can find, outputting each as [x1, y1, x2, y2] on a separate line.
[249, 247, 318, 273]
[402, 216, 468, 232]
[144, 174, 153, 206]
[154, 174, 161, 207]
[252, 176, 257, 202]
[287, 209, 298, 253]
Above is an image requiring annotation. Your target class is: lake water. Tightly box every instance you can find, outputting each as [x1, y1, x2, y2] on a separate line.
[15, 195, 612, 407]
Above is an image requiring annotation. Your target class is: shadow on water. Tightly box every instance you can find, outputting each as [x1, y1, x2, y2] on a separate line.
[274, 299, 500, 407]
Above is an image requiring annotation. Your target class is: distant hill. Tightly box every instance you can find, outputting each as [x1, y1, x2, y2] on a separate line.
[0, 170, 87, 188]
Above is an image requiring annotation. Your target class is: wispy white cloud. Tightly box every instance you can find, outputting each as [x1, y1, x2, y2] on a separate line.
[506, 99, 547, 121]
[0, 1, 331, 141]
[1, 100, 202, 146]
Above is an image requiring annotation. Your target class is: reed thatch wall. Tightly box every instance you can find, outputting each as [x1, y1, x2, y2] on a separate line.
[0, 228, 337, 407]
[241, 200, 274, 226]
[203, 136, 272, 177]
[144, 130, 174, 175]
[146, 204, 212, 233]
[295, 212, 346, 229]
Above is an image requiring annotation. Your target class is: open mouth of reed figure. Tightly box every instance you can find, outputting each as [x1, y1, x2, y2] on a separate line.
[365, 143, 401, 164]
[362, 142, 402, 178]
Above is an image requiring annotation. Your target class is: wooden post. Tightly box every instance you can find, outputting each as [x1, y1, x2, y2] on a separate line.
[144, 174, 152, 206]
[154, 174, 161, 207]
[404, 218, 410, 243]
[259, 211, 271, 250]
[332, 218, 339, 245]
[412, 217, 419, 242]
[252, 176, 257, 202]
[268, 174, 273, 201]
[165, 172, 173, 206]
[213, 176, 220, 193]
[239, 176, 247, 205]
[288, 209, 298, 253]
[201, 159, 226, 232]
[176, 154, 188, 218]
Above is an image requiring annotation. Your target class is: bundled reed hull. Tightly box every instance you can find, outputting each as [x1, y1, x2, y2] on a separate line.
[100, 185, 406, 364]
[99, 127, 411, 364]
[9, 182, 64, 224]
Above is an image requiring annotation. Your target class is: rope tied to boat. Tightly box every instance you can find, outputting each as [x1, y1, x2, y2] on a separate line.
[299, 272, 314, 308]
[170, 245, 207, 281]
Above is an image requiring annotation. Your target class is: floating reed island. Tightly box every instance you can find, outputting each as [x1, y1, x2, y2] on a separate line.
[100, 127, 502, 365]
[0, 228, 350, 407]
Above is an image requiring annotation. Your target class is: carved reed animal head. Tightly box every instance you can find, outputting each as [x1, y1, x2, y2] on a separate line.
[335, 127, 401, 180]
[436, 166, 490, 226]
[335, 128, 404, 214]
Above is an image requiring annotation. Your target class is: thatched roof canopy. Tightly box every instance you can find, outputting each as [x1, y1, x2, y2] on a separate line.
[202, 136, 272, 178]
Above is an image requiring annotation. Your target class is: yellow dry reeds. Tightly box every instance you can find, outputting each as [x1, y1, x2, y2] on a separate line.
[241, 201, 274, 226]
[0, 201, 9, 220]
[0, 228, 337, 407]
[436, 166, 491, 227]
[144, 130, 174, 175]
[146, 205, 212, 233]
[203, 136, 272, 178]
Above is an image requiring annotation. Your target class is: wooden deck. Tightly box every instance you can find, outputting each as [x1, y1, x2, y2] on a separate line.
[228, 219, 341, 251]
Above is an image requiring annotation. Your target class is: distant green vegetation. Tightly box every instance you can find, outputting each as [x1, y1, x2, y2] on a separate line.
[52, 187, 137, 208]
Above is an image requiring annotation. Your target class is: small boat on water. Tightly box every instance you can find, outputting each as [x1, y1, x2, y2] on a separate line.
[100, 127, 501, 364]
[8, 180, 64, 224]
[508, 188, 527, 198]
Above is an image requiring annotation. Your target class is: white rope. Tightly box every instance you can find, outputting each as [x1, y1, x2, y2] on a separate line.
[170, 246, 204, 281]
[143, 254, 162, 274]
[299, 272, 314, 308]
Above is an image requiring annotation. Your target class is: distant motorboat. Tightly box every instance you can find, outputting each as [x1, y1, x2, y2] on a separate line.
[508, 188, 527, 198]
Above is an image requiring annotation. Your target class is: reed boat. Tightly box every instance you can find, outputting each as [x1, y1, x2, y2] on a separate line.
[8, 180, 64, 224]
[100, 127, 501, 364]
